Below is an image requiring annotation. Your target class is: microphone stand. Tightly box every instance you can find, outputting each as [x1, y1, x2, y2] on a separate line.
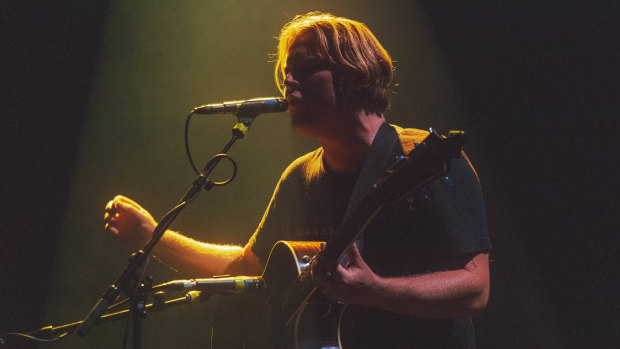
[74, 109, 260, 348]
[0, 290, 210, 348]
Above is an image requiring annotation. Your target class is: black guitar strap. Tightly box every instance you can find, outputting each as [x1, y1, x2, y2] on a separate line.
[341, 122, 404, 256]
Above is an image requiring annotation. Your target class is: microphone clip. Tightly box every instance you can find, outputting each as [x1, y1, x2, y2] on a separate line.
[233, 118, 252, 139]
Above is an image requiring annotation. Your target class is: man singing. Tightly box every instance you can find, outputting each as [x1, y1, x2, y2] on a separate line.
[104, 12, 490, 348]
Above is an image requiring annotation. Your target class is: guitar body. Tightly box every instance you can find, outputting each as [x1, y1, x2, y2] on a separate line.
[212, 240, 339, 349]
[212, 241, 427, 349]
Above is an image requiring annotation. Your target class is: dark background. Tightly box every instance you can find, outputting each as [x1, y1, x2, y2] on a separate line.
[1, 1, 618, 348]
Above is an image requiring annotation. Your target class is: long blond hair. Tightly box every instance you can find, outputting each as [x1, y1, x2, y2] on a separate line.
[275, 12, 394, 114]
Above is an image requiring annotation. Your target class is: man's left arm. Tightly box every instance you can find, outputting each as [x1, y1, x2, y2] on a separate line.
[312, 244, 490, 319]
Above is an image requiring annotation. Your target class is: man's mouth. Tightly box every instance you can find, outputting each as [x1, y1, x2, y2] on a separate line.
[286, 91, 303, 106]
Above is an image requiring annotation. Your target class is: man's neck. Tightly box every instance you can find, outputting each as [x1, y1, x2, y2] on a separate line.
[318, 110, 386, 174]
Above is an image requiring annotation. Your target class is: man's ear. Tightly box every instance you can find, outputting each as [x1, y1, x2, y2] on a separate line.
[334, 69, 364, 113]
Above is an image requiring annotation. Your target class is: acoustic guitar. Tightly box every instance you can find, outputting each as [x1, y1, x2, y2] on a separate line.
[212, 130, 467, 348]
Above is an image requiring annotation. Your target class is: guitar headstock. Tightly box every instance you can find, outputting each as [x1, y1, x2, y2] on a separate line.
[419, 128, 467, 162]
[445, 129, 468, 161]
[372, 128, 467, 203]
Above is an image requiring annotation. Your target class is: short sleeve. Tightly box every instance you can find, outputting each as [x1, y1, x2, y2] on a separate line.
[247, 180, 283, 264]
[412, 156, 491, 256]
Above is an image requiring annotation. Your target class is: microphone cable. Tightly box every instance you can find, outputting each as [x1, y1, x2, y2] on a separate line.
[184, 111, 237, 189]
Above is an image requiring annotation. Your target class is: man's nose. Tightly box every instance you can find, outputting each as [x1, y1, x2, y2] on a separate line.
[284, 72, 298, 87]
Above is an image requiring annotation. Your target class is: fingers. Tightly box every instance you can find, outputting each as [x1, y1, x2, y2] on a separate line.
[114, 195, 142, 211]
[310, 257, 328, 286]
[104, 222, 119, 236]
[104, 196, 124, 217]
[103, 210, 116, 223]
[345, 243, 364, 267]
[105, 195, 145, 217]
[110, 196, 135, 213]
[311, 257, 347, 303]
[104, 198, 119, 236]
[105, 199, 114, 212]
[103, 195, 139, 237]
[310, 245, 375, 305]
[103, 195, 161, 251]
[104, 197, 123, 223]
[104, 199, 117, 222]
[312, 263, 337, 299]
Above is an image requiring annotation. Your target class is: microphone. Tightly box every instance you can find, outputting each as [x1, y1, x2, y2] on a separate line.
[152, 276, 266, 295]
[191, 97, 287, 117]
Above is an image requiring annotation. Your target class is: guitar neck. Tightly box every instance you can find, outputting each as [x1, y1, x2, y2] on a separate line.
[323, 130, 463, 262]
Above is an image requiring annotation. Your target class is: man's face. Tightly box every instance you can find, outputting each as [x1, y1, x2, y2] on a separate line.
[283, 37, 339, 136]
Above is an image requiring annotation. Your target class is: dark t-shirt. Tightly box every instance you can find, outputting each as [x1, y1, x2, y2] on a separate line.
[247, 147, 359, 260]
[246, 126, 491, 348]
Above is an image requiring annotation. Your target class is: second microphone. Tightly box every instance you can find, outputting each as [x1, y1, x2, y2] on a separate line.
[152, 276, 266, 295]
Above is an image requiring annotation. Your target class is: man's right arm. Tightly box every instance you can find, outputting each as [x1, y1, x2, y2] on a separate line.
[103, 195, 264, 278]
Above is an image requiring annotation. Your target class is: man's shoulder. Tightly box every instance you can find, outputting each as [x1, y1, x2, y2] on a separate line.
[279, 147, 323, 182]
[390, 124, 429, 154]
